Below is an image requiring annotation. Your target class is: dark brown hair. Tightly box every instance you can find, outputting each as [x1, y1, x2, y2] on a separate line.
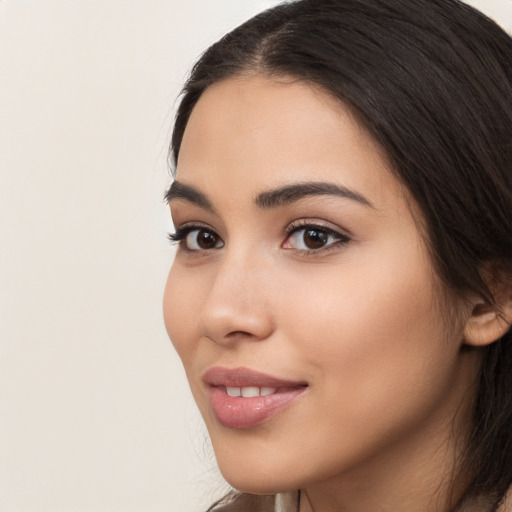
[169, 1, 512, 510]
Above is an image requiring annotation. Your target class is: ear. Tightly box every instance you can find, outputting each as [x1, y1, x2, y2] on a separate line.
[464, 270, 512, 347]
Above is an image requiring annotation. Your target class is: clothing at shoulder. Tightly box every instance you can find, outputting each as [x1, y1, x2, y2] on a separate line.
[210, 492, 298, 512]
[210, 494, 273, 512]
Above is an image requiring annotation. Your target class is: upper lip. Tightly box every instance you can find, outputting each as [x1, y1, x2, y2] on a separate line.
[203, 366, 307, 388]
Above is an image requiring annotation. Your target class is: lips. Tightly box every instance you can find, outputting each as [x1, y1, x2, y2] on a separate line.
[203, 367, 308, 429]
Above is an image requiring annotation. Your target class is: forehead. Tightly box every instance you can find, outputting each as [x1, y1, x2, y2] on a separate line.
[176, 74, 407, 213]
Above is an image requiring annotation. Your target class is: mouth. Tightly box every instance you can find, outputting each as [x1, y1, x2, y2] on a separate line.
[222, 385, 297, 397]
[203, 367, 308, 429]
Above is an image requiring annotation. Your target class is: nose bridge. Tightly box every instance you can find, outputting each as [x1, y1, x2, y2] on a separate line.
[199, 244, 275, 344]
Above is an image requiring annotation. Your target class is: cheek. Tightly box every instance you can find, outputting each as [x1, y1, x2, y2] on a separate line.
[279, 245, 460, 427]
[246, 250, 466, 486]
[163, 265, 198, 364]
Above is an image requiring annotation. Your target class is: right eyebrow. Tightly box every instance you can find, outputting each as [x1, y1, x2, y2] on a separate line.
[164, 181, 215, 213]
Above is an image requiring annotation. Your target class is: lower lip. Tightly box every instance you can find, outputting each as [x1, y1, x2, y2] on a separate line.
[209, 387, 306, 429]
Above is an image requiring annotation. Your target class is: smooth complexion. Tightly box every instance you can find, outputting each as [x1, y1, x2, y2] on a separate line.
[164, 75, 483, 512]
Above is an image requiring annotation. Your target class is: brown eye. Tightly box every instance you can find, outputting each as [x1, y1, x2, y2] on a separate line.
[283, 225, 350, 252]
[185, 229, 224, 251]
[302, 229, 328, 249]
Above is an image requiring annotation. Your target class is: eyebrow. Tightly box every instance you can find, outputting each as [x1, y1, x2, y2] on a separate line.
[165, 180, 374, 211]
[255, 182, 374, 209]
[165, 181, 215, 212]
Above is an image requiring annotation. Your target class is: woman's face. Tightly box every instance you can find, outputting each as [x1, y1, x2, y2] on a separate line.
[164, 75, 476, 496]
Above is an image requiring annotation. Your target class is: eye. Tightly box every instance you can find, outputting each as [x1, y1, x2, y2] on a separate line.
[169, 226, 224, 251]
[283, 224, 350, 252]
[185, 228, 223, 251]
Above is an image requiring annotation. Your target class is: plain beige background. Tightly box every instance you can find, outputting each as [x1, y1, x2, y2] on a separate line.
[0, 1, 510, 511]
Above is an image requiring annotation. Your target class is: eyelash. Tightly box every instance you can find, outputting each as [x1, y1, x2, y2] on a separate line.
[284, 219, 351, 256]
[167, 223, 223, 252]
[168, 220, 351, 255]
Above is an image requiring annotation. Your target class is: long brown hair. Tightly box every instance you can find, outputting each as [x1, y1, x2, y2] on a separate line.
[169, 1, 512, 510]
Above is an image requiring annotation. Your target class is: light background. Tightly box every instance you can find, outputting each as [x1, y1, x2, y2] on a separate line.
[0, 1, 510, 511]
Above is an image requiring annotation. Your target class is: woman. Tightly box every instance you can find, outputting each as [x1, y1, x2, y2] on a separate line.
[163, 1, 512, 511]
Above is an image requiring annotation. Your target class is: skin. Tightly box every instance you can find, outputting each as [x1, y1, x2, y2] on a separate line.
[163, 75, 484, 512]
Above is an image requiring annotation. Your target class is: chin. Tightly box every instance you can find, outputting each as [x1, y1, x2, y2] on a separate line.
[222, 475, 290, 496]
[216, 455, 300, 496]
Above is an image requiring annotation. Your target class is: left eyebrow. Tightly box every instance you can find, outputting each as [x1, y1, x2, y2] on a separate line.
[255, 182, 375, 209]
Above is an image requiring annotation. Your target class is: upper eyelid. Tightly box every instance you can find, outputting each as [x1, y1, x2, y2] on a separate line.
[168, 222, 220, 240]
[287, 225, 348, 239]
[171, 218, 353, 244]
[285, 219, 352, 238]
[168, 204, 218, 230]
[173, 219, 351, 237]
[169, 224, 224, 251]
[284, 224, 350, 245]
[282, 228, 351, 257]
[175, 219, 344, 231]
[174, 220, 218, 231]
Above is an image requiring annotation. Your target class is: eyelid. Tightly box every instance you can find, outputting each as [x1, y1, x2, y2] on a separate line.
[168, 219, 351, 255]
[168, 221, 214, 241]
[168, 222, 224, 251]
[283, 219, 352, 254]
[284, 218, 351, 238]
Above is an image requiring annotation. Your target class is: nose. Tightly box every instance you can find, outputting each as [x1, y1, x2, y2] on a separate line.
[198, 251, 276, 346]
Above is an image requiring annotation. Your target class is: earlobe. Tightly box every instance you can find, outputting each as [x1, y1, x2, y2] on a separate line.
[463, 280, 512, 347]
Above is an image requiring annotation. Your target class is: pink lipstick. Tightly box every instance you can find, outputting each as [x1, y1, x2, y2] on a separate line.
[203, 367, 307, 429]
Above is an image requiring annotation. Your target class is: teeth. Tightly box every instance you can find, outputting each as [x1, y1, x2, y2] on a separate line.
[226, 387, 241, 397]
[241, 386, 260, 398]
[225, 386, 278, 397]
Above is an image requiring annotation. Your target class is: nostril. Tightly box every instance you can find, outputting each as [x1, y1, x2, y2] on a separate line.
[226, 330, 254, 338]
[203, 321, 274, 345]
